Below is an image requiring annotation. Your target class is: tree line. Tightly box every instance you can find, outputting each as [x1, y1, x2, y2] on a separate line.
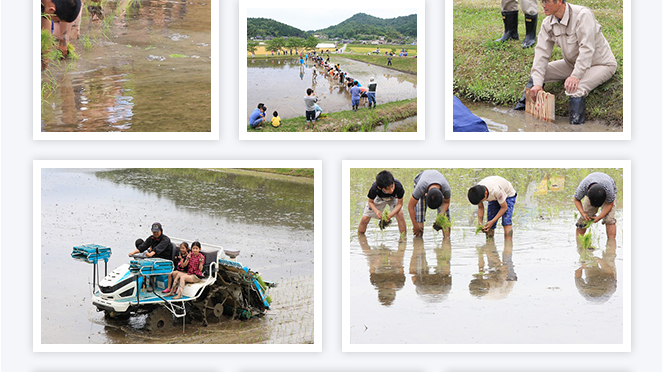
[247, 18, 309, 38]
[248, 36, 323, 55]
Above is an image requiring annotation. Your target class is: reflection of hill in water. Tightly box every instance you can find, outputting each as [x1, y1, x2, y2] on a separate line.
[96, 169, 314, 230]
[247, 59, 301, 70]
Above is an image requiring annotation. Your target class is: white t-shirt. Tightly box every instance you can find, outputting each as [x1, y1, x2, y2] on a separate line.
[478, 176, 516, 204]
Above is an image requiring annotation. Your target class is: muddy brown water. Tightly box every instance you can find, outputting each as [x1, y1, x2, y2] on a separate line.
[349, 170, 624, 344]
[247, 57, 417, 120]
[461, 100, 622, 132]
[41, 0, 211, 132]
[40, 169, 314, 344]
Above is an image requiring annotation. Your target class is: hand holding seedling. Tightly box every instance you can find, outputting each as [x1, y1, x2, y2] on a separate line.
[413, 225, 424, 237]
[482, 220, 495, 232]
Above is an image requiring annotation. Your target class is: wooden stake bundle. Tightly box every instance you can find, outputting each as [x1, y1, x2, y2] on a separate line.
[525, 88, 555, 122]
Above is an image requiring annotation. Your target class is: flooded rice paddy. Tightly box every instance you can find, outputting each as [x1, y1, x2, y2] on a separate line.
[349, 168, 624, 344]
[41, 0, 211, 132]
[247, 57, 417, 120]
[461, 100, 622, 132]
[40, 168, 314, 344]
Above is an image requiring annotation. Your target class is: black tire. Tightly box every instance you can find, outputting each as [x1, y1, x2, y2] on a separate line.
[145, 307, 174, 332]
[104, 310, 131, 321]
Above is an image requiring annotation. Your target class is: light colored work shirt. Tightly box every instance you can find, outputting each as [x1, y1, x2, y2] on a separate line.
[530, 3, 616, 87]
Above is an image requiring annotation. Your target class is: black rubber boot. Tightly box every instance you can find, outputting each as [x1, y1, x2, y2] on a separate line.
[495, 11, 519, 42]
[568, 96, 586, 124]
[522, 13, 537, 49]
[513, 77, 534, 110]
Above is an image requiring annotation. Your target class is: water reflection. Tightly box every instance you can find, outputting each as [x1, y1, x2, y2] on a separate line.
[95, 169, 314, 230]
[469, 239, 517, 300]
[460, 100, 622, 133]
[41, 0, 211, 132]
[575, 239, 617, 303]
[358, 234, 406, 306]
[247, 58, 417, 120]
[410, 237, 452, 303]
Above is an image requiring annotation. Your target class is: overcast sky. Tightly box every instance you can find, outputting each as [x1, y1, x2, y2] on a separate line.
[246, 8, 417, 32]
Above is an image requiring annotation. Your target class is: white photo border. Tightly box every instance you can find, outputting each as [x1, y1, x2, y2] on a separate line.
[33, 2, 220, 140]
[239, 0, 425, 141]
[33, 160, 322, 352]
[445, 1, 631, 140]
[342, 159, 631, 352]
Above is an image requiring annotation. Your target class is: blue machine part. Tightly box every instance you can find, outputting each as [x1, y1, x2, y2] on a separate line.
[252, 278, 270, 308]
[218, 258, 244, 269]
[71, 244, 112, 264]
[129, 258, 173, 276]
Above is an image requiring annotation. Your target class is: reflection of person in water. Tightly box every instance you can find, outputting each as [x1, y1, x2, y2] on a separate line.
[575, 239, 617, 303]
[358, 234, 406, 306]
[468, 239, 517, 299]
[409, 236, 452, 303]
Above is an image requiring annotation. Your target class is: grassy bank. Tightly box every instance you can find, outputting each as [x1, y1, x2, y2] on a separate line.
[249, 98, 417, 132]
[345, 44, 417, 54]
[209, 168, 314, 183]
[338, 54, 417, 75]
[453, 0, 623, 125]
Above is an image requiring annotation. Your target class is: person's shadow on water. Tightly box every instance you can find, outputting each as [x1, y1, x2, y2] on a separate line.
[575, 239, 617, 303]
[358, 234, 406, 307]
[468, 238, 517, 300]
[409, 236, 452, 303]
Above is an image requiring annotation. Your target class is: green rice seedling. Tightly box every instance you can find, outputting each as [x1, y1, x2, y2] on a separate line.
[432, 213, 451, 231]
[578, 230, 593, 250]
[169, 54, 188, 58]
[475, 225, 484, 234]
[378, 207, 391, 230]
[578, 221, 595, 250]
[66, 43, 79, 61]
[80, 35, 93, 51]
[41, 29, 62, 64]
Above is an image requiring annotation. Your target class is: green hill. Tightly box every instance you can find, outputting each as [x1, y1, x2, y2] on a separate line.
[312, 13, 417, 40]
[247, 18, 310, 38]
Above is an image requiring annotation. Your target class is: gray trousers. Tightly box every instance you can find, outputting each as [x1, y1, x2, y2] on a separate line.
[501, 0, 538, 15]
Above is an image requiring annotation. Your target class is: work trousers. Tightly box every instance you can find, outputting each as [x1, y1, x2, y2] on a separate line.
[501, 0, 538, 15]
[542, 60, 617, 97]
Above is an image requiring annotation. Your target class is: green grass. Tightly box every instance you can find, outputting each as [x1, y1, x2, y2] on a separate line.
[345, 44, 417, 55]
[453, 0, 623, 125]
[340, 54, 417, 75]
[250, 99, 417, 132]
[241, 168, 314, 178]
[343, 44, 417, 74]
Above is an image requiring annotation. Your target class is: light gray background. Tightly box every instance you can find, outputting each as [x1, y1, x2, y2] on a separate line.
[2, 0, 661, 371]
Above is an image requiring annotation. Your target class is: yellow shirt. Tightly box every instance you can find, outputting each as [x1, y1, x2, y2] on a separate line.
[271, 116, 281, 128]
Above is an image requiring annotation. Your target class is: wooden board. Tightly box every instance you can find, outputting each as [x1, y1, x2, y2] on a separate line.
[525, 89, 555, 122]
